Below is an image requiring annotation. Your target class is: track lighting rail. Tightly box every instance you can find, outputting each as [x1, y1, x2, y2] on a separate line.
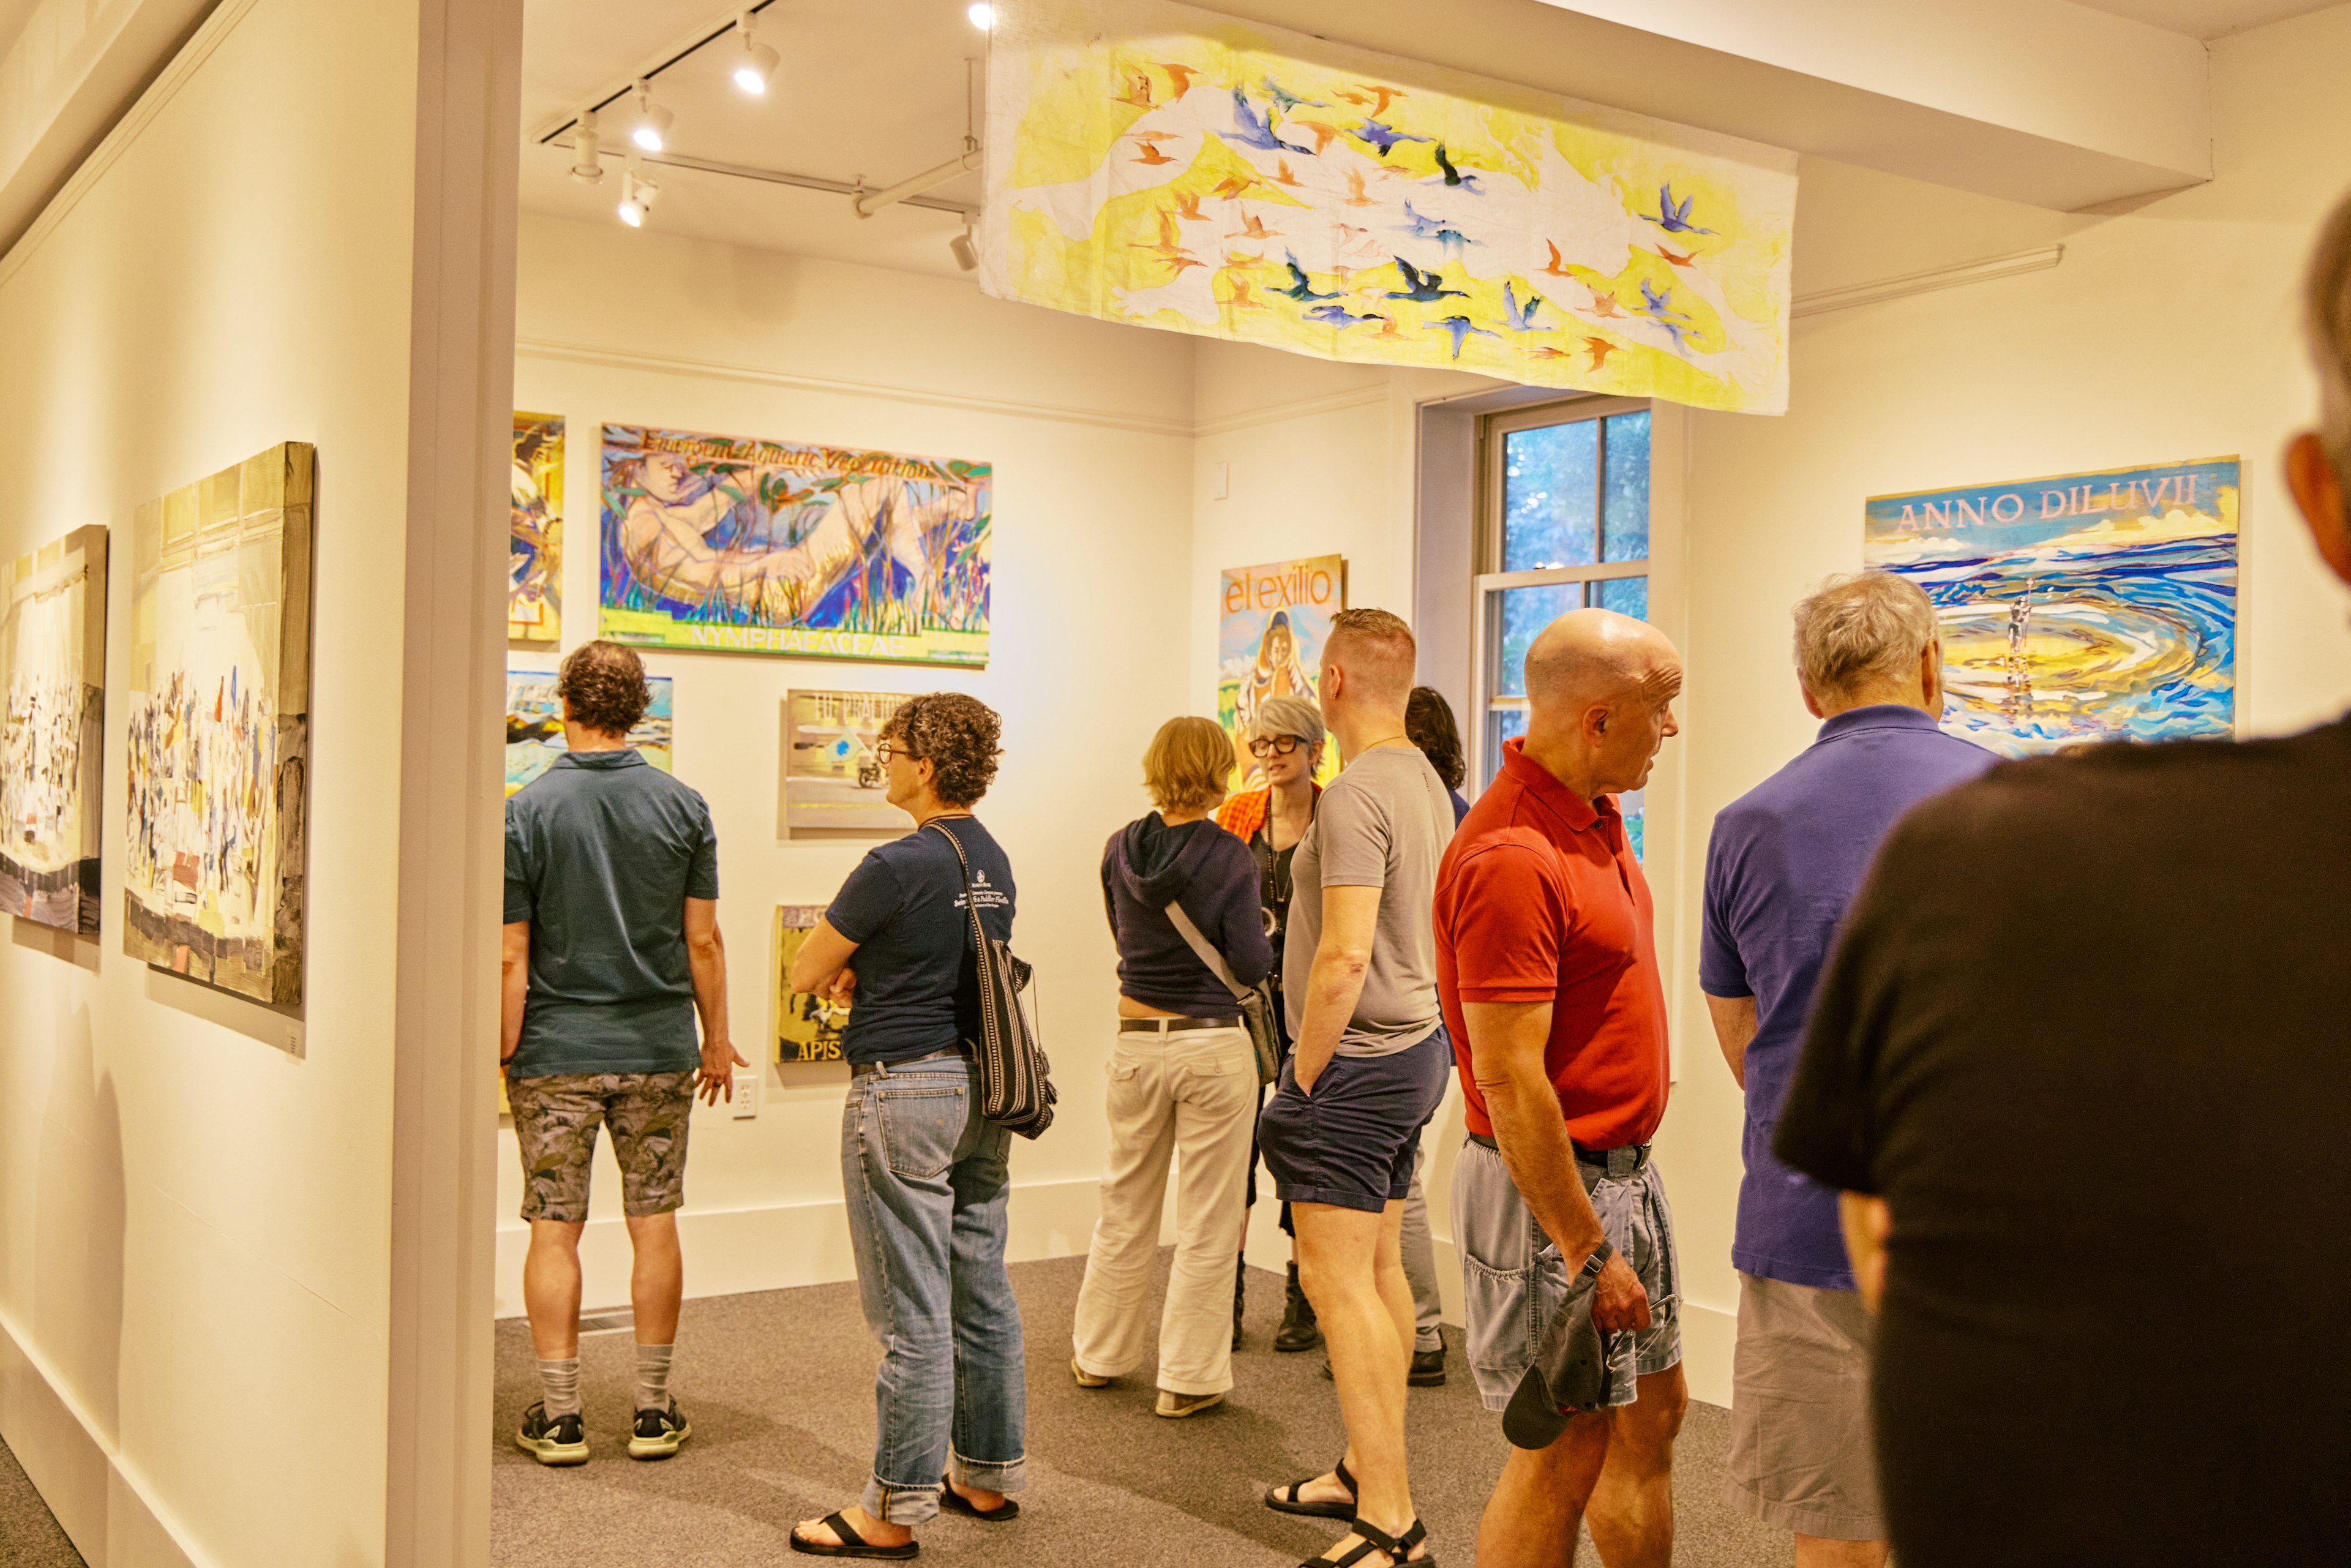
[547, 137, 978, 219]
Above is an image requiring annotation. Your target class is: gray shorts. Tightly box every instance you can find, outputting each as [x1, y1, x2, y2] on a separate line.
[1725, 1272, 1884, 1541]
[1450, 1136, 1681, 1411]
[508, 1070, 695, 1223]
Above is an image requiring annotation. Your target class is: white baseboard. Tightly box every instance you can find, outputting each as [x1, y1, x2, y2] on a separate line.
[1679, 1297, 1734, 1408]
[493, 1175, 1109, 1317]
[0, 1307, 207, 1568]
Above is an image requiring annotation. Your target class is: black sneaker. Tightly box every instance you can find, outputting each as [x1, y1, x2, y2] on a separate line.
[516, 1401, 588, 1466]
[628, 1400, 692, 1460]
[1409, 1346, 1447, 1387]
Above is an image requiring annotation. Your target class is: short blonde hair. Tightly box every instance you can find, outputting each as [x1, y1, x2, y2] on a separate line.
[1792, 572, 1937, 701]
[1143, 716, 1233, 813]
[1325, 607, 1417, 705]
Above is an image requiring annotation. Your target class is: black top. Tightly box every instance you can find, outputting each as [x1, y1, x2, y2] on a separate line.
[1776, 718, 2351, 1568]
[825, 817, 1014, 1065]
[1100, 814, 1272, 1017]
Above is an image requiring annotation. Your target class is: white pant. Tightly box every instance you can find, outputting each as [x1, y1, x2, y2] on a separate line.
[1071, 1022, 1256, 1395]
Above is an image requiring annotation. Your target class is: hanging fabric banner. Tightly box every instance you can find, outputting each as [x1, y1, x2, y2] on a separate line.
[980, 0, 1798, 413]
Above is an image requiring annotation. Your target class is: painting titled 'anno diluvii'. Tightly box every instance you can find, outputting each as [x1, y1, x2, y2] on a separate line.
[1, 525, 108, 934]
[1865, 457, 2239, 756]
[598, 424, 991, 666]
[124, 443, 314, 1003]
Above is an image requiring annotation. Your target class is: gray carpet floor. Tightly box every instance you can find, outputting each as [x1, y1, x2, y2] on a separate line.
[0, 1435, 84, 1567]
[493, 1253, 1788, 1566]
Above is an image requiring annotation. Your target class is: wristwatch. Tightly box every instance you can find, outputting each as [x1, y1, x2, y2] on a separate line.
[1577, 1240, 1617, 1285]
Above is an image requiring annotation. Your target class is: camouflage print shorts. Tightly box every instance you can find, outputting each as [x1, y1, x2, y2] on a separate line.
[508, 1071, 696, 1223]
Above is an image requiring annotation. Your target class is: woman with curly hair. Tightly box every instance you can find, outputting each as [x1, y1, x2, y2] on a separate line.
[784, 692, 1026, 1559]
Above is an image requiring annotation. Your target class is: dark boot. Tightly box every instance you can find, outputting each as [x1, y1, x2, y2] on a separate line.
[1233, 1253, 1248, 1351]
[1275, 1261, 1322, 1352]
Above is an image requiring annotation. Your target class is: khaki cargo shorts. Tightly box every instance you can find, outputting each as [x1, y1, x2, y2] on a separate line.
[1725, 1271, 1884, 1540]
[508, 1070, 695, 1223]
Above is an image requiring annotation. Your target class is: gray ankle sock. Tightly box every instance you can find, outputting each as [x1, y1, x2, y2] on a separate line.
[636, 1343, 674, 1413]
[538, 1357, 581, 1419]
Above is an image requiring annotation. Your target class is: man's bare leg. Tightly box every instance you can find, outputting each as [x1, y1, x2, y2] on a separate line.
[1295, 1199, 1420, 1558]
[1795, 1536, 1889, 1568]
[522, 1218, 587, 1359]
[624, 1210, 683, 1343]
[1586, 1366, 1688, 1568]
[1475, 1414, 1611, 1568]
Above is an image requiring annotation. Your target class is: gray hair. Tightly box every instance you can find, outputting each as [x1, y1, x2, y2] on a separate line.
[1791, 572, 1937, 701]
[1250, 694, 1325, 757]
[2311, 189, 2351, 483]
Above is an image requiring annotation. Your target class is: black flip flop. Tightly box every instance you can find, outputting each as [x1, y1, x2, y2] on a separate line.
[789, 1511, 920, 1559]
[939, 1478, 1019, 1522]
[1265, 1457, 1357, 1520]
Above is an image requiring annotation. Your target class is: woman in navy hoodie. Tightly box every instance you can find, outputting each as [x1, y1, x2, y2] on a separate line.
[1069, 716, 1273, 1419]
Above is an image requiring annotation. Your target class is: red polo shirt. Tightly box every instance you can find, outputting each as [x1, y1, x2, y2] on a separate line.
[1434, 738, 1669, 1149]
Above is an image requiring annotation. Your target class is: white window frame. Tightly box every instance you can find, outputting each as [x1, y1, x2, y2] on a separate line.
[1469, 394, 1654, 790]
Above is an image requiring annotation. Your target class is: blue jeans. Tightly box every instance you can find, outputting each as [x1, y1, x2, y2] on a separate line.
[841, 1055, 1027, 1524]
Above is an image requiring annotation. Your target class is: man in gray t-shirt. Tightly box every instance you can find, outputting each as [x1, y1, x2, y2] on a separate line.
[1257, 610, 1457, 1564]
[1283, 744, 1452, 1052]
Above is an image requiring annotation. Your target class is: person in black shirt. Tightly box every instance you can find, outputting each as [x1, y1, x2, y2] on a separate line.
[1774, 190, 2351, 1568]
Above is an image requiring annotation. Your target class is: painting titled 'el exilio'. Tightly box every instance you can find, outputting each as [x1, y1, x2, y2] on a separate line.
[1, 525, 108, 934]
[123, 443, 314, 1003]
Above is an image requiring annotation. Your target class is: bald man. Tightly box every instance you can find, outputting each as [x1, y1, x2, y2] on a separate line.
[1434, 609, 1687, 1568]
[1258, 608, 1455, 1568]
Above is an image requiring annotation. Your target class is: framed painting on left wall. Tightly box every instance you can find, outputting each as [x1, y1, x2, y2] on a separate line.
[122, 443, 314, 1004]
[1, 525, 108, 936]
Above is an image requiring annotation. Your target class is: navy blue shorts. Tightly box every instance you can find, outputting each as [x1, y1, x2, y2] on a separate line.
[1258, 1025, 1452, 1214]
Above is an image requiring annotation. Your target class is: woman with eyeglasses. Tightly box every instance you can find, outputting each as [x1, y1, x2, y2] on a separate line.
[784, 693, 1027, 1561]
[1070, 717, 1273, 1419]
[1214, 694, 1328, 1354]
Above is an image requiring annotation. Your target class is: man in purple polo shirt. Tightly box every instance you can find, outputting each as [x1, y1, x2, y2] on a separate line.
[1700, 572, 1993, 1568]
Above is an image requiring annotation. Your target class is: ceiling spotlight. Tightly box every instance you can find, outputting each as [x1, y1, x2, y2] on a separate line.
[732, 10, 780, 95]
[569, 107, 604, 184]
[950, 227, 978, 271]
[617, 167, 660, 227]
[627, 81, 673, 152]
[967, 3, 994, 28]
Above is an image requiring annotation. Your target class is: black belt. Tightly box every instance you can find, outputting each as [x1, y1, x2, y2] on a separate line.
[851, 1046, 971, 1079]
[1119, 1015, 1241, 1033]
[1468, 1129, 1651, 1177]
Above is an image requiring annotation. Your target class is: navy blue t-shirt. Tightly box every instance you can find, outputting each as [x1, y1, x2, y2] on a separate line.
[1700, 705, 1992, 1289]
[504, 749, 720, 1078]
[826, 816, 1015, 1066]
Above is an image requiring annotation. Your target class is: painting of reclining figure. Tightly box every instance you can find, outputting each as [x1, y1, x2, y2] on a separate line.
[1, 525, 108, 935]
[598, 423, 991, 666]
[123, 443, 313, 1003]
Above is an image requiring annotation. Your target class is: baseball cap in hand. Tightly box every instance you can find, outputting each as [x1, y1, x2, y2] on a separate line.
[1501, 1240, 1619, 1450]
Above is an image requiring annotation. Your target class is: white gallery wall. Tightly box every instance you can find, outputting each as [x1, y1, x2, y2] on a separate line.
[499, 212, 1198, 1313]
[0, 1, 518, 1565]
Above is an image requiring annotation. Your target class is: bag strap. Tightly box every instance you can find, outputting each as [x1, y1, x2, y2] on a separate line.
[924, 819, 989, 951]
[1164, 900, 1251, 1004]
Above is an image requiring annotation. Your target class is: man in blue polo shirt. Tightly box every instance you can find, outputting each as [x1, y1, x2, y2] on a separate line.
[1700, 573, 1992, 1568]
[503, 640, 743, 1469]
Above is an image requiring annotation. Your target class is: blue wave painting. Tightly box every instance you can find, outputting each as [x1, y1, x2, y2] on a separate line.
[1864, 457, 2238, 756]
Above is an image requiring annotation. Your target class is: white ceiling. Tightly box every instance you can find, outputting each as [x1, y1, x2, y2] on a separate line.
[2068, 0, 2340, 39]
[518, 0, 988, 280]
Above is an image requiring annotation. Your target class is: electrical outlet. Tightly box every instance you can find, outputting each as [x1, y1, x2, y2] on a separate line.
[731, 1067, 760, 1118]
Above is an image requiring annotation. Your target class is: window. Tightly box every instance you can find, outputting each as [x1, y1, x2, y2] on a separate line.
[1474, 398, 1652, 854]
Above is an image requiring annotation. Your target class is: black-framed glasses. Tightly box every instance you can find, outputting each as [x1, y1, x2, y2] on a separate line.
[1248, 735, 1308, 758]
[875, 738, 920, 764]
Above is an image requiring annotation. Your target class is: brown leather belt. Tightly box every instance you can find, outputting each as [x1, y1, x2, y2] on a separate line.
[1119, 1016, 1241, 1033]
